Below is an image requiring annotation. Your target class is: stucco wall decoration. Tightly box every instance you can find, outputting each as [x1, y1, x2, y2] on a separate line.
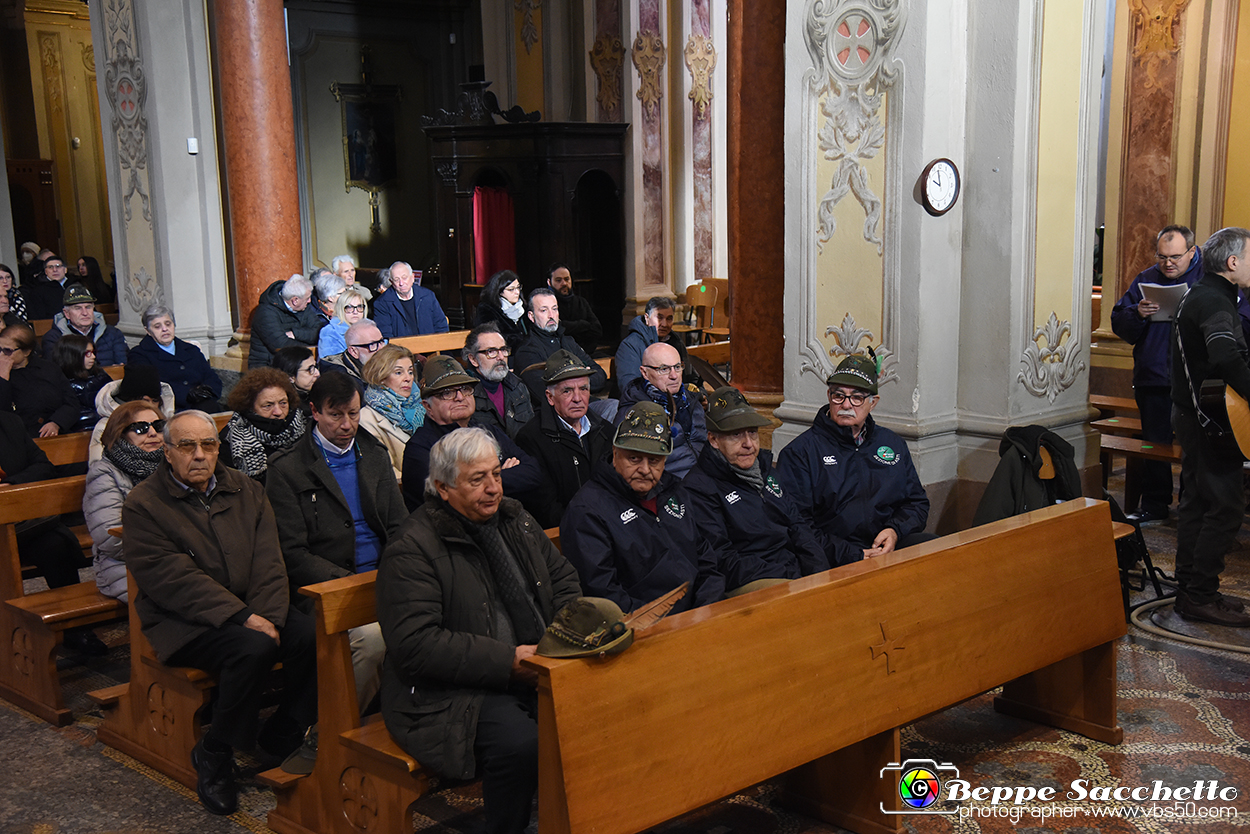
[591, 35, 625, 119]
[807, 312, 898, 386]
[804, 0, 905, 255]
[516, 0, 540, 54]
[1018, 312, 1086, 402]
[102, 0, 151, 226]
[633, 0, 666, 286]
[123, 265, 163, 312]
[684, 33, 715, 118]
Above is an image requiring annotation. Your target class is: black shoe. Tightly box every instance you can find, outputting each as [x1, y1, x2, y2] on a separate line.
[257, 715, 306, 760]
[1218, 593, 1247, 613]
[191, 739, 238, 816]
[62, 629, 108, 656]
[1127, 508, 1169, 526]
[1176, 593, 1250, 627]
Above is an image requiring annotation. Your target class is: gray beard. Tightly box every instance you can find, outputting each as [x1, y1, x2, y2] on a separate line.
[481, 363, 509, 383]
[541, 321, 560, 334]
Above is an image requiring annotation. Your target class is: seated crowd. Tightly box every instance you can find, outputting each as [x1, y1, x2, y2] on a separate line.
[1, 256, 937, 831]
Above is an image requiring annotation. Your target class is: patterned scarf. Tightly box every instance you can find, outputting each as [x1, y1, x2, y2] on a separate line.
[103, 440, 164, 482]
[364, 384, 425, 435]
[7, 288, 27, 321]
[223, 409, 308, 477]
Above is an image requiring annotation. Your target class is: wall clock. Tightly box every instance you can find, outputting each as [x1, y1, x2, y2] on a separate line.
[921, 158, 960, 217]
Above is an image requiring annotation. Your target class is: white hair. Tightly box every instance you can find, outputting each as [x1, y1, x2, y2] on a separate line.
[331, 254, 355, 273]
[163, 410, 217, 444]
[424, 427, 501, 500]
[281, 274, 313, 299]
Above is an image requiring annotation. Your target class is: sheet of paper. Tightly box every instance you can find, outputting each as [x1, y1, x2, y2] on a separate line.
[1140, 282, 1187, 321]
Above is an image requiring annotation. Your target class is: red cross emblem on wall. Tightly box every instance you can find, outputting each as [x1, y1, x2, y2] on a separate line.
[835, 14, 875, 71]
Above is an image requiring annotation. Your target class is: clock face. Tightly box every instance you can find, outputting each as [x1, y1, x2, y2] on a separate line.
[923, 159, 959, 216]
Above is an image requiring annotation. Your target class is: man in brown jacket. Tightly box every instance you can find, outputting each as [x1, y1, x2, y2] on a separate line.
[123, 410, 317, 816]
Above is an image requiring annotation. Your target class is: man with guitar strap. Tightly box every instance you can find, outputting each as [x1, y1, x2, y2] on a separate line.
[1171, 226, 1250, 627]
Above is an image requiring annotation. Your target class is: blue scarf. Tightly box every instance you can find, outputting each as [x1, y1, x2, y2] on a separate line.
[364, 384, 425, 435]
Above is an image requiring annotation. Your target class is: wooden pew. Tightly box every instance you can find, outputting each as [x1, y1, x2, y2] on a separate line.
[1090, 394, 1139, 419]
[1091, 416, 1142, 436]
[526, 498, 1126, 834]
[687, 339, 730, 364]
[1099, 434, 1182, 512]
[0, 475, 126, 725]
[34, 412, 234, 467]
[391, 330, 470, 357]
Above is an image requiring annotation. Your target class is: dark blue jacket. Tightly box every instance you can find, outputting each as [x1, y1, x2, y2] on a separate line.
[41, 311, 129, 366]
[1111, 246, 1205, 388]
[128, 335, 222, 409]
[683, 446, 828, 589]
[613, 315, 698, 391]
[560, 460, 726, 613]
[775, 407, 929, 567]
[372, 286, 448, 339]
[400, 417, 545, 512]
[616, 376, 705, 480]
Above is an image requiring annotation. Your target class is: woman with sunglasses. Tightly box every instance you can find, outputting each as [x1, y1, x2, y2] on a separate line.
[220, 367, 308, 481]
[474, 270, 529, 357]
[0, 323, 78, 437]
[318, 287, 369, 357]
[0, 263, 28, 324]
[359, 344, 424, 479]
[84, 400, 167, 601]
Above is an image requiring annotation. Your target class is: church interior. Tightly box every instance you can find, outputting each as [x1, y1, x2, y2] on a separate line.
[5, 0, 1250, 831]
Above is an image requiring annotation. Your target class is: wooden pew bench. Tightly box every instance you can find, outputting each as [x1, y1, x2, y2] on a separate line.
[0, 475, 126, 726]
[526, 498, 1126, 834]
[1099, 434, 1182, 512]
[1091, 416, 1142, 436]
[1090, 394, 1139, 419]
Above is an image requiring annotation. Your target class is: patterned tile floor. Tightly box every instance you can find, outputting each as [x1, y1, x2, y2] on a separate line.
[4, 469, 1250, 833]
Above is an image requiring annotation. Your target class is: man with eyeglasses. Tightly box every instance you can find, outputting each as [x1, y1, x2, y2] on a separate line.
[319, 319, 386, 393]
[514, 287, 607, 404]
[27, 255, 74, 319]
[776, 353, 932, 566]
[122, 410, 318, 815]
[616, 342, 706, 480]
[463, 322, 533, 439]
[615, 296, 699, 392]
[400, 355, 544, 512]
[1111, 225, 1211, 524]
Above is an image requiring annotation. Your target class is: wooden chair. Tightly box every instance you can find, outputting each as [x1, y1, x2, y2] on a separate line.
[0, 475, 126, 726]
[701, 277, 731, 342]
[671, 284, 716, 343]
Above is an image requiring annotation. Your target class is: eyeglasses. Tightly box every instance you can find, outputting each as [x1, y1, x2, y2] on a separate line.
[829, 390, 871, 406]
[643, 362, 684, 376]
[349, 338, 387, 353]
[432, 385, 474, 401]
[476, 346, 511, 359]
[504, 284, 521, 294]
[126, 419, 166, 436]
[0, 345, 21, 356]
[1156, 247, 1193, 263]
[170, 438, 220, 453]
[343, 304, 366, 313]
[46, 263, 65, 270]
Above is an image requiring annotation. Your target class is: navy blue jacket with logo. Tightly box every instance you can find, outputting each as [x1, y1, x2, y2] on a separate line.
[683, 446, 828, 590]
[559, 460, 725, 613]
[775, 406, 929, 567]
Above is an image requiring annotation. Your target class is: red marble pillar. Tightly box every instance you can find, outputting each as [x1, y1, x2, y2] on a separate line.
[727, 0, 784, 399]
[211, 0, 303, 330]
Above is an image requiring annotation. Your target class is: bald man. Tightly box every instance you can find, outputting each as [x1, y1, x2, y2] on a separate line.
[615, 342, 705, 479]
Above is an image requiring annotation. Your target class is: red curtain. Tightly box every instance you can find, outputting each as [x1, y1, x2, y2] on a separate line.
[472, 186, 516, 285]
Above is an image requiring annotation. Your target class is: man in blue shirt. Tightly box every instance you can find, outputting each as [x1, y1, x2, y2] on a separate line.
[265, 371, 408, 711]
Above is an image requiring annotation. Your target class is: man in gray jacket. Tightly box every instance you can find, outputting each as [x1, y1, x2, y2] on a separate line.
[266, 371, 408, 710]
[123, 410, 317, 816]
[378, 427, 582, 834]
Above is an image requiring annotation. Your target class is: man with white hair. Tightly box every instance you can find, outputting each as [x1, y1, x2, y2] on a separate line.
[310, 270, 347, 323]
[379, 427, 582, 834]
[372, 260, 448, 339]
[248, 273, 325, 368]
[331, 254, 373, 302]
[123, 410, 317, 815]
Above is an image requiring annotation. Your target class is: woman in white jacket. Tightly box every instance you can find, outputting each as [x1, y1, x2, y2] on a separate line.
[358, 344, 423, 481]
[83, 400, 167, 600]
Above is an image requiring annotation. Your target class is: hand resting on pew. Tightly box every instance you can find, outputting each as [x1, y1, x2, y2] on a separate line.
[511, 644, 538, 685]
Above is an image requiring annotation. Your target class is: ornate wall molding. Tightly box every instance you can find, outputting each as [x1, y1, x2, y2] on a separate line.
[1129, 0, 1190, 91]
[1017, 313, 1086, 402]
[81, 42, 95, 75]
[590, 35, 624, 119]
[515, 0, 540, 55]
[123, 266, 163, 312]
[803, 0, 906, 254]
[631, 29, 665, 116]
[684, 33, 716, 119]
[102, 0, 151, 227]
[800, 312, 898, 387]
[39, 33, 64, 117]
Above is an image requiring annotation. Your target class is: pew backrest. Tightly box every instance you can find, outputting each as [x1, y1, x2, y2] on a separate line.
[34, 412, 234, 467]
[391, 330, 470, 357]
[0, 475, 88, 600]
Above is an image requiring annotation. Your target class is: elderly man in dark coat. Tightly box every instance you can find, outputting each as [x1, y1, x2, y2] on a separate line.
[515, 349, 613, 527]
[265, 371, 407, 711]
[123, 410, 317, 816]
[683, 387, 828, 594]
[248, 274, 324, 368]
[379, 427, 582, 834]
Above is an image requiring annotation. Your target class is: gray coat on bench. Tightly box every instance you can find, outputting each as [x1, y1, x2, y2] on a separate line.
[377, 495, 582, 780]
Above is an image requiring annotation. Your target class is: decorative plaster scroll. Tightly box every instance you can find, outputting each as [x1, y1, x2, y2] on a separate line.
[801, 312, 898, 387]
[81, 43, 95, 76]
[515, 0, 540, 55]
[804, 0, 906, 255]
[1017, 313, 1086, 402]
[39, 33, 64, 117]
[102, 0, 152, 227]
[684, 34, 716, 119]
[590, 35, 625, 119]
[631, 30, 666, 117]
[1129, 0, 1190, 91]
[123, 266, 164, 313]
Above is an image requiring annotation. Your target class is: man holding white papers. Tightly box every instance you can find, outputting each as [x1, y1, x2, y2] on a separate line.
[1111, 226, 1204, 524]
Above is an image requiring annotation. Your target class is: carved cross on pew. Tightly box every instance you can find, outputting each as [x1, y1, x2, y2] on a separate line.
[870, 621, 905, 674]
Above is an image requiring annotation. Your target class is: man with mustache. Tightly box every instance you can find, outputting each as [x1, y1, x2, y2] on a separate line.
[463, 323, 534, 439]
[776, 354, 932, 566]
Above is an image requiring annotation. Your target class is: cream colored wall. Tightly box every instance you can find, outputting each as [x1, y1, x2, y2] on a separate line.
[1223, 0, 1250, 226]
[24, 1, 113, 271]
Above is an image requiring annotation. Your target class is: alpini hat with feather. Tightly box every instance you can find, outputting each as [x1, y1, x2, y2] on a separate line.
[537, 597, 634, 658]
[613, 401, 672, 456]
[825, 352, 879, 395]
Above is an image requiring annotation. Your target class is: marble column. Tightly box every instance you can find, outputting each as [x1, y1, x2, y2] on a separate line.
[726, 0, 784, 400]
[211, 0, 303, 329]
